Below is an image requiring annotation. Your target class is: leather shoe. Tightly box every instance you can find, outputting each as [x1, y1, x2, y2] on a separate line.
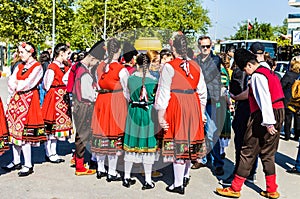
[45, 155, 65, 164]
[142, 181, 155, 190]
[166, 185, 185, 195]
[123, 178, 136, 188]
[183, 177, 190, 187]
[106, 173, 122, 182]
[1, 162, 22, 171]
[18, 167, 34, 177]
[287, 167, 300, 175]
[191, 162, 206, 169]
[96, 171, 107, 179]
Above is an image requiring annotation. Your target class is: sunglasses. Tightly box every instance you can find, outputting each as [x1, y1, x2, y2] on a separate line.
[200, 45, 211, 49]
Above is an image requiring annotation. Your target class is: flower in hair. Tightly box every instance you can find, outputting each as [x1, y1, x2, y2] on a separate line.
[20, 42, 34, 53]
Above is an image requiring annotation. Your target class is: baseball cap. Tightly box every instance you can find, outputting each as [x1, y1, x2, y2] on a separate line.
[249, 42, 265, 54]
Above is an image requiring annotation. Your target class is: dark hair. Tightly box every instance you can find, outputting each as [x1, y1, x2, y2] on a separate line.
[136, 53, 150, 89]
[107, 38, 121, 65]
[39, 51, 51, 65]
[70, 52, 78, 63]
[122, 41, 138, 63]
[198, 35, 211, 43]
[53, 43, 68, 60]
[187, 48, 194, 59]
[173, 34, 188, 60]
[26, 42, 37, 59]
[160, 48, 173, 62]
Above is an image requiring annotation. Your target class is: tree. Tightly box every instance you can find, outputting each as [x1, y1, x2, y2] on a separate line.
[0, 0, 75, 49]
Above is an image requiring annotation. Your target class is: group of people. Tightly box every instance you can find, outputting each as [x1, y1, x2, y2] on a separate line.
[0, 33, 296, 198]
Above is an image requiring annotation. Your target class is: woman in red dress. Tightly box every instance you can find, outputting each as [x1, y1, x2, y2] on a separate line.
[0, 97, 9, 155]
[3, 42, 46, 177]
[91, 38, 129, 181]
[42, 43, 73, 163]
[155, 34, 207, 194]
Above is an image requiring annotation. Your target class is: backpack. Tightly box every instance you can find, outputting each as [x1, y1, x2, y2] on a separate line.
[288, 76, 300, 114]
[229, 67, 247, 96]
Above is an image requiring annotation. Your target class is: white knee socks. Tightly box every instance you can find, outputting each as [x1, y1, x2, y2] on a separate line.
[143, 163, 153, 184]
[12, 144, 21, 165]
[108, 155, 118, 176]
[44, 140, 51, 157]
[124, 161, 133, 179]
[184, 160, 191, 178]
[96, 154, 106, 173]
[173, 162, 185, 187]
[22, 143, 32, 168]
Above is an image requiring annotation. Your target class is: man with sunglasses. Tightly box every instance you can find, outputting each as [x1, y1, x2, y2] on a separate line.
[192, 36, 225, 176]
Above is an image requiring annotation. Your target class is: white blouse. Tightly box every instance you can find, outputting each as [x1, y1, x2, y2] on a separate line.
[8, 60, 43, 95]
[43, 60, 65, 91]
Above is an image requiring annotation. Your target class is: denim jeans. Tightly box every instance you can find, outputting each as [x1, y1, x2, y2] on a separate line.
[295, 141, 300, 171]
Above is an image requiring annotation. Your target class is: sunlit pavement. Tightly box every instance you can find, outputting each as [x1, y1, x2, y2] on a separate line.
[1, 77, 300, 199]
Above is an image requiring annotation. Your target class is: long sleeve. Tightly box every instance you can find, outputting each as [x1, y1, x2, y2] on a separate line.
[16, 65, 43, 92]
[154, 63, 174, 110]
[7, 66, 19, 95]
[119, 67, 130, 101]
[43, 69, 55, 91]
[81, 73, 97, 102]
[251, 73, 276, 126]
[197, 69, 207, 107]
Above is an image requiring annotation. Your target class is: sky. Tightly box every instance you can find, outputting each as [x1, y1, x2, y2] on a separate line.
[201, 0, 300, 40]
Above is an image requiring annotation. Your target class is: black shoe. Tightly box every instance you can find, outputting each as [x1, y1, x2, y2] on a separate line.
[89, 160, 97, 170]
[219, 174, 234, 186]
[1, 162, 22, 171]
[287, 167, 300, 175]
[123, 178, 136, 188]
[96, 171, 107, 179]
[142, 181, 155, 190]
[106, 173, 122, 182]
[183, 177, 190, 187]
[166, 185, 185, 195]
[45, 155, 65, 164]
[18, 166, 34, 177]
[215, 167, 224, 176]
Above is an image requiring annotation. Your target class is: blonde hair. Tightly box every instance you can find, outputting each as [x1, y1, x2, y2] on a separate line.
[147, 50, 160, 71]
[290, 56, 300, 73]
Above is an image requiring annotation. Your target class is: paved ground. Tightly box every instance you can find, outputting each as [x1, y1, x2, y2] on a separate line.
[0, 77, 300, 199]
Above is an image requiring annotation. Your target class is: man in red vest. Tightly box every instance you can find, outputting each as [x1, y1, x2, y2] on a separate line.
[216, 48, 284, 199]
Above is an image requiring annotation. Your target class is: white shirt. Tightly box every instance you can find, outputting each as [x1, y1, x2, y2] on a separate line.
[8, 60, 43, 95]
[43, 60, 65, 91]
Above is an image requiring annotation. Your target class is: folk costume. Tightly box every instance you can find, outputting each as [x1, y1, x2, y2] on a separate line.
[123, 64, 158, 189]
[4, 44, 46, 176]
[0, 97, 9, 155]
[155, 57, 207, 193]
[42, 60, 73, 163]
[216, 49, 285, 199]
[91, 60, 129, 180]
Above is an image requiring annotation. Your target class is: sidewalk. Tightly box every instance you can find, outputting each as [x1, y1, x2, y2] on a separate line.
[0, 77, 300, 199]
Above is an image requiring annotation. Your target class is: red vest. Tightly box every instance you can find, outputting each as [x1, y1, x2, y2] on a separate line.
[249, 66, 284, 113]
[72, 63, 90, 102]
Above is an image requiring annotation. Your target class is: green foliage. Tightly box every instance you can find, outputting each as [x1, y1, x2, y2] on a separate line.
[0, 0, 75, 50]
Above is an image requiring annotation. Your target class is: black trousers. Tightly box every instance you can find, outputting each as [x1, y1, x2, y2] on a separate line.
[284, 108, 300, 140]
[73, 99, 94, 158]
[236, 109, 284, 178]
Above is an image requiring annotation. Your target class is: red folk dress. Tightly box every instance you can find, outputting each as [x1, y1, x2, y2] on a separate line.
[91, 61, 128, 155]
[0, 97, 9, 155]
[42, 62, 73, 139]
[159, 58, 206, 161]
[6, 62, 46, 145]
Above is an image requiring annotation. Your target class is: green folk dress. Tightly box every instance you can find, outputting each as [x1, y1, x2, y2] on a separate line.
[123, 72, 158, 157]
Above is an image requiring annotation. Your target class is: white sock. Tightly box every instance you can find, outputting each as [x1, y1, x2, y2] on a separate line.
[51, 140, 57, 156]
[173, 162, 185, 187]
[22, 143, 32, 168]
[12, 144, 21, 165]
[91, 152, 97, 162]
[143, 163, 153, 184]
[220, 146, 224, 155]
[184, 160, 191, 178]
[124, 161, 133, 179]
[44, 140, 51, 157]
[108, 155, 118, 176]
[96, 154, 106, 172]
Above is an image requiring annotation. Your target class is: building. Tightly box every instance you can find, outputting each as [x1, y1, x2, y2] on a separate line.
[288, 0, 300, 36]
